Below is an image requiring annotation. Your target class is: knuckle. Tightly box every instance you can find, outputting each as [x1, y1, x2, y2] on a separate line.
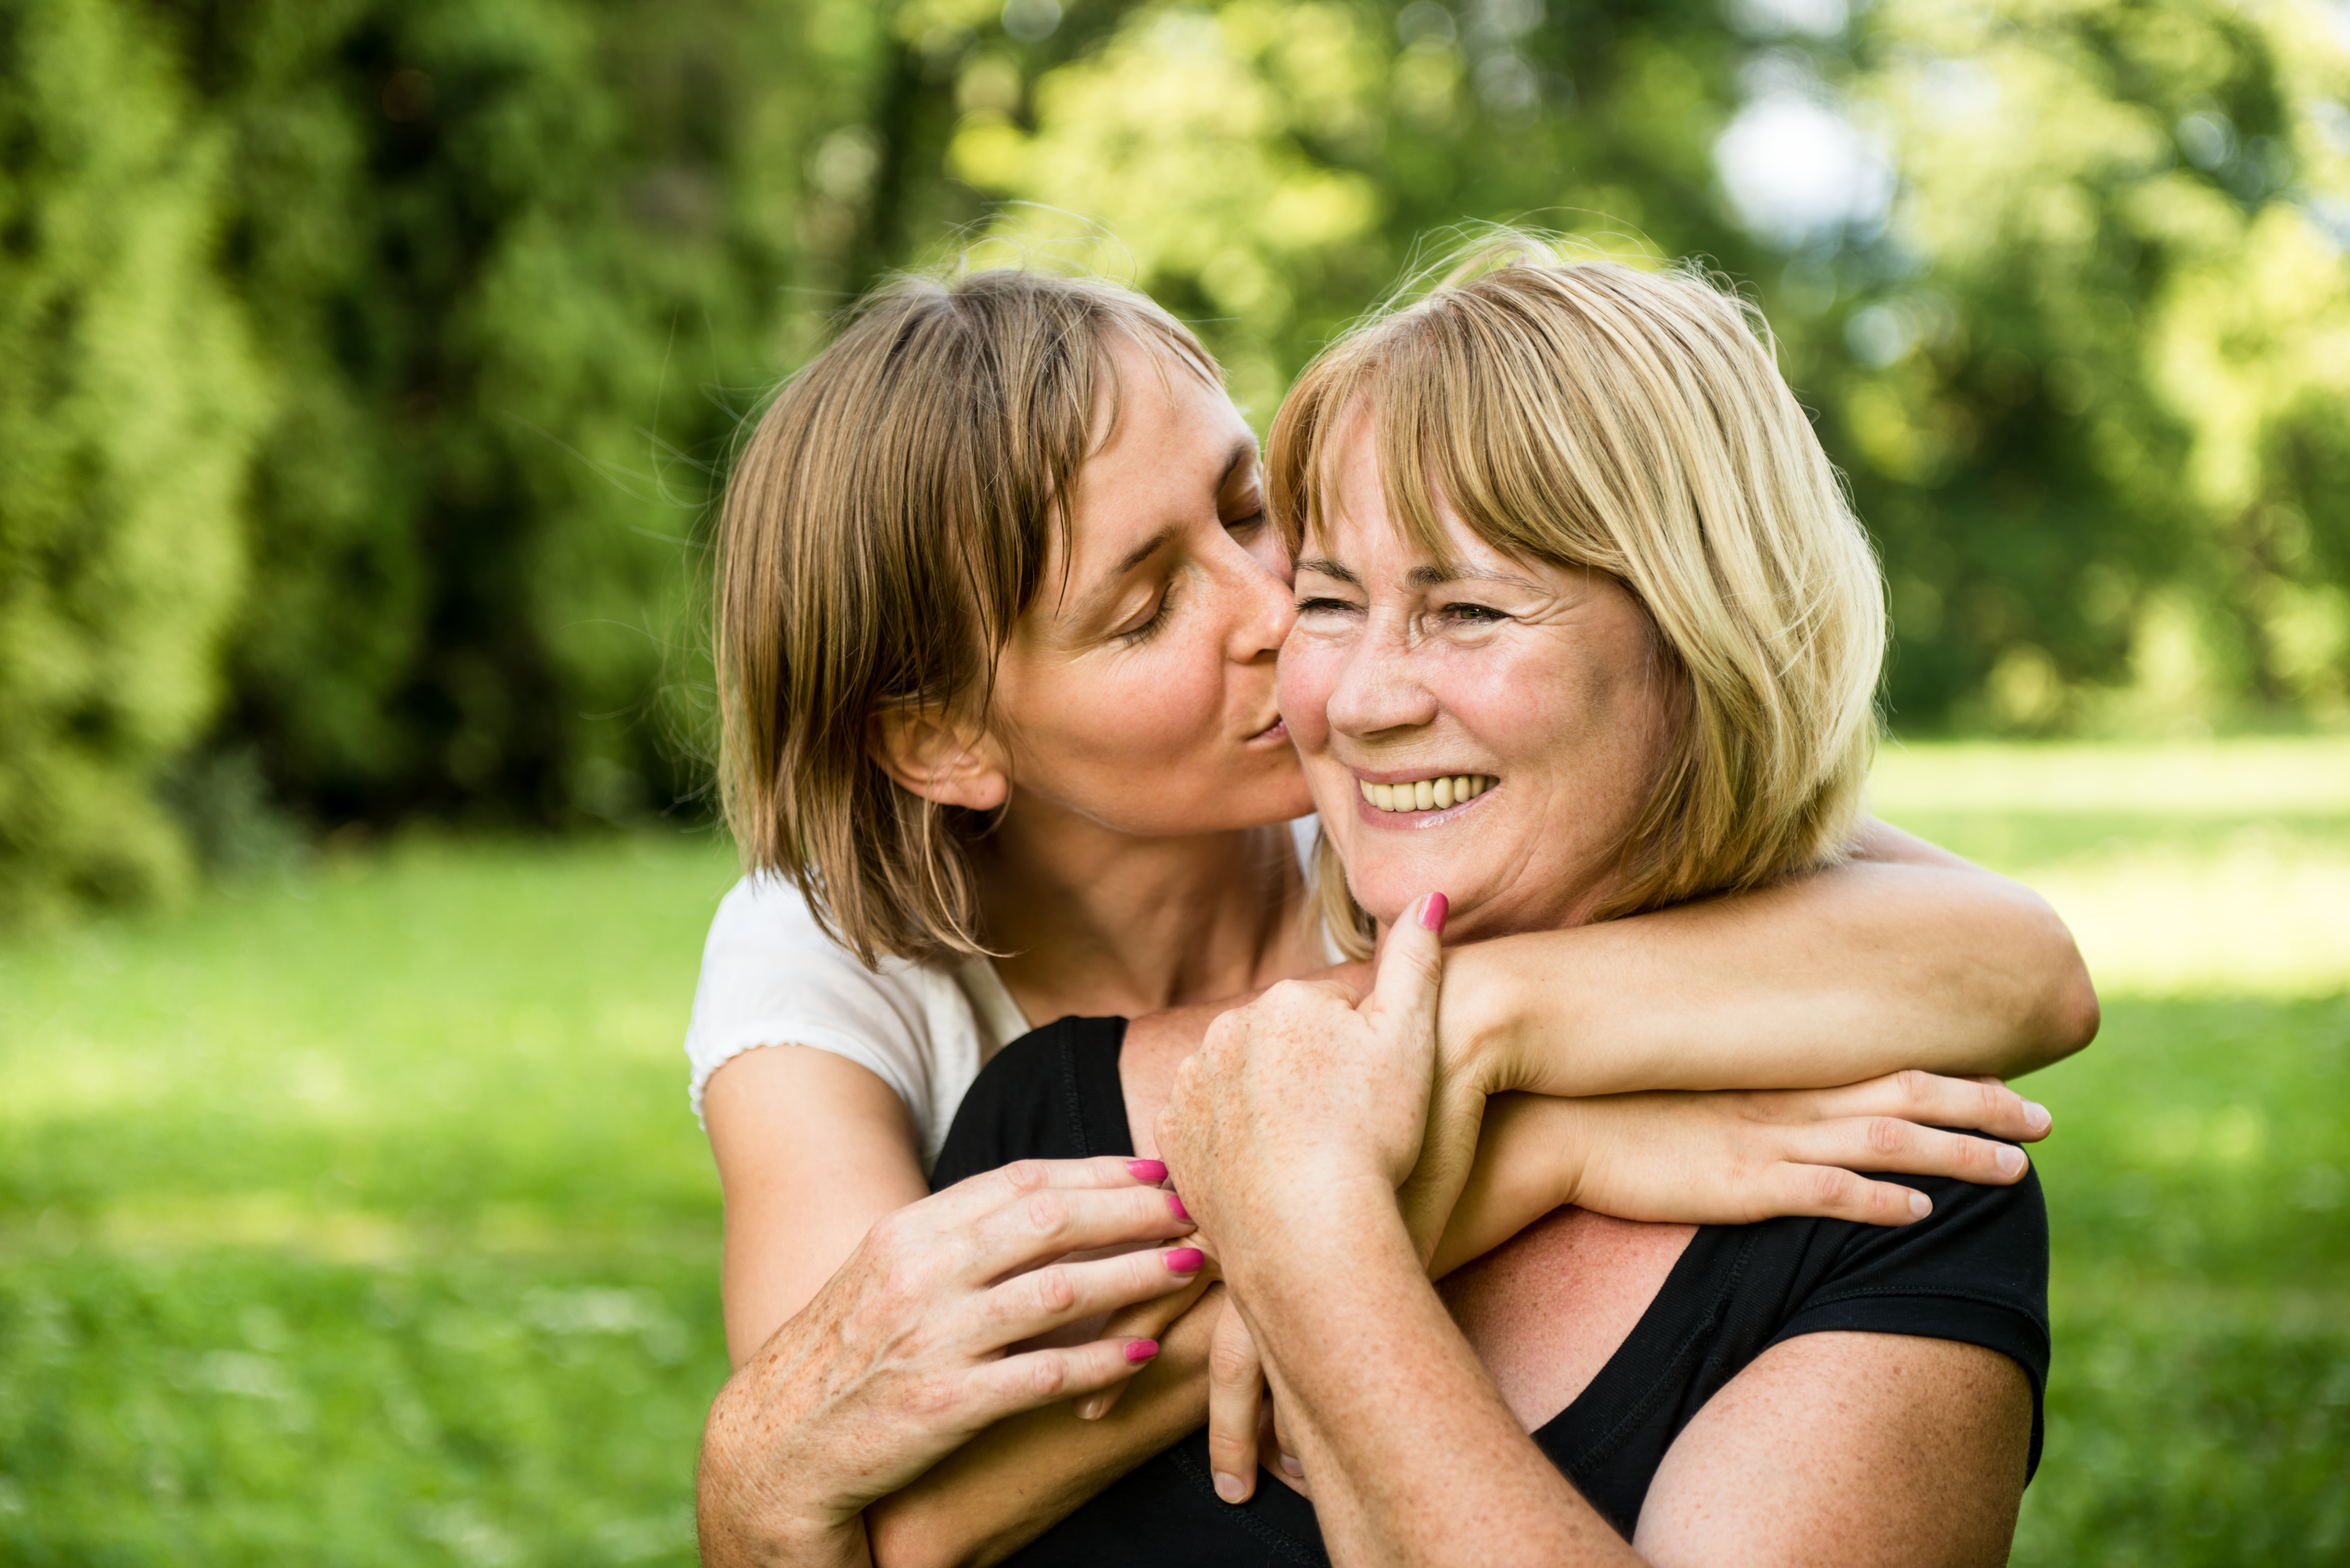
[1865, 1116, 1911, 1155]
[1028, 1355, 1070, 1400]
[1021, 1191, 1071, 1240]
[1001, 1159, 1051, 1195]
[1892, 1068, 1932, 1108]
[1806, 1165, 1857, 1208]
[904, 1375, 964, 1425]
[1030, 1264, 1077, 1315]
[1209, 1339, 1259, 1386]
[866, 1205, 920, 1254]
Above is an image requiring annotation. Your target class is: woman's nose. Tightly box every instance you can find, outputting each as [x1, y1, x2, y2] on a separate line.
[1228, 551, 1296, 663]
[1325, 624, 1439, 738]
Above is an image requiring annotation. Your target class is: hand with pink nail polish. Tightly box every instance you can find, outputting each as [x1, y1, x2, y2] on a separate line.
[1159, 891, 1452, 1268]
[697, 1155, 1198, 1568]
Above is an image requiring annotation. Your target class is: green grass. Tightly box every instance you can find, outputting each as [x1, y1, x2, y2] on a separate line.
[4, 742, 2348, 1564]
[0, 833, 743, 1565]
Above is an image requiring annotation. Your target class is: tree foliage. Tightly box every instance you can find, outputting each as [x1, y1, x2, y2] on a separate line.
[0, 0, 267, 922]
[2, 0, 2348, 920]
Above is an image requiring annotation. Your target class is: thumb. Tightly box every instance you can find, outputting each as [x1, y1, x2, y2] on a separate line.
[1367, 892, 1447, 1034]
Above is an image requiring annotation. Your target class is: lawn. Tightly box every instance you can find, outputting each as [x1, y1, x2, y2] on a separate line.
[3, 742, 2347, 1565]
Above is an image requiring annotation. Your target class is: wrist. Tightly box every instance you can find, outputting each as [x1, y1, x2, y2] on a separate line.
[1433, 943, 1526, 1095]
[699, 1497, 871, 1568]
[1216, 1171, 1413, 1299]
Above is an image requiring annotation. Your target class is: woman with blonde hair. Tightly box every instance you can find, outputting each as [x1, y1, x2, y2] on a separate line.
[691, 259, 2088, 1566]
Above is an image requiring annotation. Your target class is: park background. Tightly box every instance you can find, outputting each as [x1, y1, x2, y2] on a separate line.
[2, 0, 2346, 1561]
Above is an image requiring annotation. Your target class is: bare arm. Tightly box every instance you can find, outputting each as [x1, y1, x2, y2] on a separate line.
[1634, 1333, 2030, 1566]
[1166, 909, 2033, 1567]
[1236, 1190, 2029, 1566]
[1439, 820, 2099, 1102]
[864, 1285, 1222, 1568]
[704, 1045, 931, 1368]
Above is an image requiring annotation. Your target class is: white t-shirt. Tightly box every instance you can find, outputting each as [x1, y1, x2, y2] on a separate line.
[682, 816, 1328, 1169]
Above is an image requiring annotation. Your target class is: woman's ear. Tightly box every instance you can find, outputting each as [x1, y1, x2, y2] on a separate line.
[865, 707, 1011, 812]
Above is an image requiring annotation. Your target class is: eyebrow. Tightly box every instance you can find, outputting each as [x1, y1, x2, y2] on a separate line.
[1296, 556, 1546, 594]
[1069, 437, 1262, 620]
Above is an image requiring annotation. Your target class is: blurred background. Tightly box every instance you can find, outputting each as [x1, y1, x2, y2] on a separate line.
[1, 0, 2345, 1562]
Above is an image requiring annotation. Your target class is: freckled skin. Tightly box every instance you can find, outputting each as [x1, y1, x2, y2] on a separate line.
[1278, 415, 1679, 945]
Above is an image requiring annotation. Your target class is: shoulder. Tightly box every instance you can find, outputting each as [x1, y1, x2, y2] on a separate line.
[684, 874, 976, 1124]
[1763, 1153, 2049, 1473]
[692, 874, 961, 1011]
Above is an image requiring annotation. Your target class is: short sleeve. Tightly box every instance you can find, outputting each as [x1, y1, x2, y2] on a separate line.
[1768, 1158, 2052, 1476]
[682, 876, 962, 1152]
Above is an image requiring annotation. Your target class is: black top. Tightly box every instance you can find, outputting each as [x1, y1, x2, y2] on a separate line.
[934, 1017, 2050, 1566]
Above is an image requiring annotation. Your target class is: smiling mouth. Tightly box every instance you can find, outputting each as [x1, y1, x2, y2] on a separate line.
[1358, 774, 1496, 814]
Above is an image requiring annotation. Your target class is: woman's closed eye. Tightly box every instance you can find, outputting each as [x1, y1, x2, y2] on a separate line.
[1295, 594, 1361, 617]
[1118, 583, 1180, 643]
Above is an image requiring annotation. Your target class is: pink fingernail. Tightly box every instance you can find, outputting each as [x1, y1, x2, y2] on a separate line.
[1167, 1192, 1191, 1223]
[1127, 1158, 1168, 1184]
[1164, 1246, 1206, 1275]
[1125, 1338, 1161, 1364]
[1420, 892, 1449, 932]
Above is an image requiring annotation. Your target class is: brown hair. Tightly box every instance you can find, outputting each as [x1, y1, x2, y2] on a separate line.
[717, 269, 1218, 965]
[1271, 236, 1885, 953]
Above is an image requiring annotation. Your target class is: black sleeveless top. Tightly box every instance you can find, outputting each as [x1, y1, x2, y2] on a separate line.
[933, 1017, 2050, 1566]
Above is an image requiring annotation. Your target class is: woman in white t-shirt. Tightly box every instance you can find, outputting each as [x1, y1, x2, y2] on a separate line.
[689, 267, 2094, 1563]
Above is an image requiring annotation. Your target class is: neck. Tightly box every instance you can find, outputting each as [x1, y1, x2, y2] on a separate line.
[971, 803, 1317, 1024]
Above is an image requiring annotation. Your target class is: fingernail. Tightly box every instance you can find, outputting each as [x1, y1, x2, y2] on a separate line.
[1164, 1246, 1206, 1275]
[1126, 1158, 1168, 1184]
[1996, 1145, 2027, 1177]
[1167, 1191, 1191, 1223]
[1279, 1453, 1304, 1479]
[2023, 1101, 2051, 1133]
[1908, 1191, 1932, 1219]
[1213, 1472, 1246, 1504]
[1419, 892, 1449, 932]
[1125, 1338, 1161, 1364]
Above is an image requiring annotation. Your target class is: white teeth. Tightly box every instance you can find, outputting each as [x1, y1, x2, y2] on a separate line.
[1358, 775, 1495, 814]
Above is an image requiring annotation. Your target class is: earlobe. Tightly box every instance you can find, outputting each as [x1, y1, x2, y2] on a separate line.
[865, 708, 1011, 812]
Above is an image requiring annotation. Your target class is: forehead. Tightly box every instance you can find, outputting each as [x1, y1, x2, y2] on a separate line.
[1307, 415, 1489, 570]
[1026, 335, 1254, 612]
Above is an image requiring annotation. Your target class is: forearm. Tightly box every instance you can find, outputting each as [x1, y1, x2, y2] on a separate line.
[864, 1289, 1218, 1568]
[1426, 1094, 1584, 1277]
[1441, 833, 2097, 1098]
[699, 1370, 876, 1568]
[1233, 1179, 1634, 1567]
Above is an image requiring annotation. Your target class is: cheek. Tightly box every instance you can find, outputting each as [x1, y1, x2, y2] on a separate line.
[1018, 624, 1239, 787]
[1275, 637, 1340, 752]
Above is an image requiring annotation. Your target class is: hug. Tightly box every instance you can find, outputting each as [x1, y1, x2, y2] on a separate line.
[689, 235, 2098, 1566]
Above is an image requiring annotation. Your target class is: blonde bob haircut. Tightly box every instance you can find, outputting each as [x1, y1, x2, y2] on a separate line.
[717, 268, 1218, 965]
[1270, 236, 1886, 953]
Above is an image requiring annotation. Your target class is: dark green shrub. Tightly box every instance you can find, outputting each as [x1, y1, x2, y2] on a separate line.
[177, 0, 833, 831]
[0, 0, 268, 924]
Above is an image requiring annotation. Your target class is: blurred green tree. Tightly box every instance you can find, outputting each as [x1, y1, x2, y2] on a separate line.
[168, 0, 831, 835]
[0, 0, 268, 923]
[5, 0, 2347, 922]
